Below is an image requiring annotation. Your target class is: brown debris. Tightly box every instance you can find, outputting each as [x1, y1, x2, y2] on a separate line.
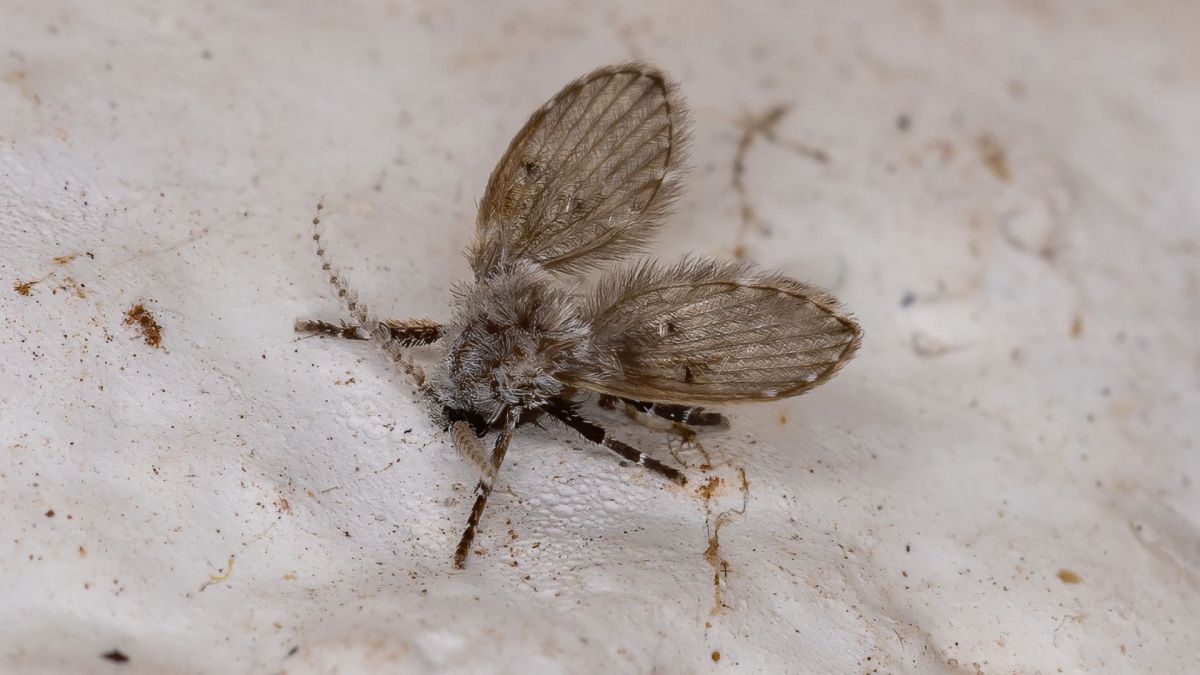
[977, 133, 1011, 182]
[1056, 568, 1082, 584]
[731, 104, 830, 258]
[124, 304, 163, 348]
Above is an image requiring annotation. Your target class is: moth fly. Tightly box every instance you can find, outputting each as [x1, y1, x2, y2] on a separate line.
[297, 63, 862, 568]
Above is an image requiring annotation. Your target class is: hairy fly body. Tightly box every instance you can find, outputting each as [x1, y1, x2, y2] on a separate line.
[297, 63, 863, 568]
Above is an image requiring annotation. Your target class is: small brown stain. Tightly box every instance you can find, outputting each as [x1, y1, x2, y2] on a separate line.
[14, 281, 34, 296]
[52, 253, 79, 266]
[1069, 313, 1084, 339]
[44, 509, 55, 518]
[124, 304, 163, 348]
[101, 650, 129, 663]
[1057, 568, 1082, 584]
[711, 650, 721, 662]
[702, 468, 750, 615]
[78, 546, 87, 558]
[977, 133, 1011, 182]
[274, 496, 291, 514]
[926, 138, 956, 163]
[696, 476, 723, 501]
[778, 413, 787, 426]
[61, 277, 87, 299]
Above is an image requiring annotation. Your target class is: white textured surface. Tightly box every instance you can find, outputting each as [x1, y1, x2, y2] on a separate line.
[2, 2, 1199, 673]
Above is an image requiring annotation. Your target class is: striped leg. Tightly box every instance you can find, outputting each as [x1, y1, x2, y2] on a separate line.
[453, 410, 518, 569]
[599, 395, 726, 427]
[295, 318, 442, 346]
[294, 319, 368, 340]
[546, 401, 686, 486]
[597, 393, 724, 425]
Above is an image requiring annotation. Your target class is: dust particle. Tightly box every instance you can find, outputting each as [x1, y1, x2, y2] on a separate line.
[124, 303, 163, 348]
[45, 509, 55, 518]
[711, 650, 721, 662]
[1070, 313, 1084, 339]
[101, 650, 129, 663]
[977, 133, 1011, 182]
[696, 476, 722, 501]
[1057, 568, 1082, 584]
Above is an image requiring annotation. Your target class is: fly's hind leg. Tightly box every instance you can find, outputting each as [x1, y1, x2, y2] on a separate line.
[598, 395, 727, 441]
[546, 400, 686, 485]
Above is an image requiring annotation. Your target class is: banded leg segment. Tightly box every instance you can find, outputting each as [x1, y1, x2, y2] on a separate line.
[546, 401, 686, 485]
[295, 318, 443, 346]
[453, 409, 518, 569]
[598, 395, 725, 427]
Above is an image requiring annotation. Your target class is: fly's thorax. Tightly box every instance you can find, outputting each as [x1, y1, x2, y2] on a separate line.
[434, 263, 594, 419]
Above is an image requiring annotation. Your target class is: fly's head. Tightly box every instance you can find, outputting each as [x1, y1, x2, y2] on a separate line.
[433, 262, 593, 424]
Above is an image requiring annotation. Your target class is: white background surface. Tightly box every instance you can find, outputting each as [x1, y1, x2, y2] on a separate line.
[2, 1, 1198, 673]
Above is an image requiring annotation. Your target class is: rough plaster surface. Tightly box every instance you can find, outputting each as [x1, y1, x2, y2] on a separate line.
[2, 1, 1198, 673]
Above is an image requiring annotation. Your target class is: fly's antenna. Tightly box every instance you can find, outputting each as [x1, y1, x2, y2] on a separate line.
[309, 200, 431, 392]
[311, 199, 369, 327]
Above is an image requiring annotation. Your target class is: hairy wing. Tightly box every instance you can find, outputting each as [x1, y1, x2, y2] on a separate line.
[566, 258, 862, 404]
[470, 62, 689, 277]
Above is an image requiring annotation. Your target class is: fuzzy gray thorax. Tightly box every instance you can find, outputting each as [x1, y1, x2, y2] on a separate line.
[433, 262, 594, 423]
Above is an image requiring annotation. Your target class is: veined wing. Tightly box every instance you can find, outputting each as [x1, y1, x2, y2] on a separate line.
[470, 63, 689, 277]
[567, 258, 862, 404]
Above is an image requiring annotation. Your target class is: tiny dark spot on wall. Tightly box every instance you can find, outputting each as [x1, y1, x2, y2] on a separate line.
[101, 650, 129, 663]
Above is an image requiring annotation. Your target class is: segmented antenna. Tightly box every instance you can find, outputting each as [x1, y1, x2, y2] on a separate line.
[310, 200, 430, 391]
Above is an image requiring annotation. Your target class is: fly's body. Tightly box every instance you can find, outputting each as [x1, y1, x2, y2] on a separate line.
[297, 63, 863, 567]
[436, 262, 593, 424]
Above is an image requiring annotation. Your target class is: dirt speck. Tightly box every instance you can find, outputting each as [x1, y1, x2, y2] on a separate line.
[1070, 313, 1084, 339]
[78, 545, 87, 557]
[101, 650, 129, 663]
[124, 303, 163, 348]
[199, 554, 235, 591]
[696, 476, 722, 501]
[1057, 568, 1082, 584]
[977, 133, 1011, 182]
[711, 650, 721, 662]
[14, 281, 34, 296]
[701, 468, 750, 615]
[52, 253, 79, 266]
[44, 509, 55, 518]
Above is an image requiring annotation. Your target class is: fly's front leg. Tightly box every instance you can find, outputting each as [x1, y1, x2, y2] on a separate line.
[295, 318, 442, 346]
[453, 409, 519, 569]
